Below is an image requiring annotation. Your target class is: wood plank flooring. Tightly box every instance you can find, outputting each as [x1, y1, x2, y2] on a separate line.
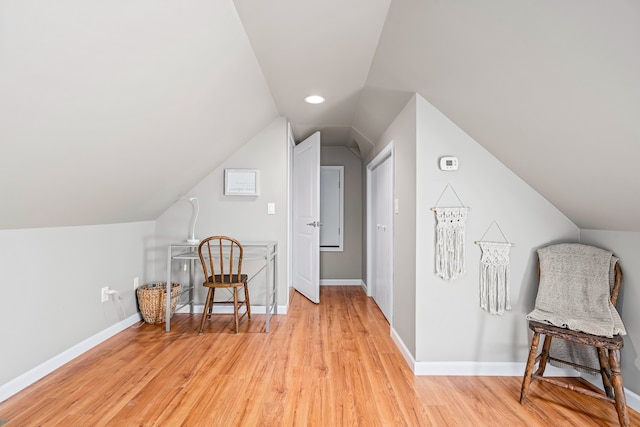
[1, 286, 638, 426]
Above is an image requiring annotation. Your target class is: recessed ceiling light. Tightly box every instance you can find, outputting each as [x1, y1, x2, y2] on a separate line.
[304, 95, 325, 104]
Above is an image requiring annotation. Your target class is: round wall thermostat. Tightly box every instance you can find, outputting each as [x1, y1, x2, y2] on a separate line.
[439, 156, 459, 171]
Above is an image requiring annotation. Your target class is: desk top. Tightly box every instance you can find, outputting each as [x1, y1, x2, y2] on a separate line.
[169, 241, 277, 260]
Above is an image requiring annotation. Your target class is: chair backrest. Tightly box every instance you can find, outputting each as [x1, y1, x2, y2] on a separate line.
[610, 263, 623, 307]
[198, 236, 244, 284]
[537, 255, 623, 307]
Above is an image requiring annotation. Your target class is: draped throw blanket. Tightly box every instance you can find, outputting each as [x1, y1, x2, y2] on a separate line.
[478, 242, 511, 315]
[434, 207, 467, 281]
[526, 244, 626, 372]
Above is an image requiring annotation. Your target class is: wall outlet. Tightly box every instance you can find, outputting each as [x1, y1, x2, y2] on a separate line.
[101, 286, 109, 303]
[133, 276, 139, 290]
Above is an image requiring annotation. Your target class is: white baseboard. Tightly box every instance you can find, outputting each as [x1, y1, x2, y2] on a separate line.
[390, 326, 417, 371]
[412, 361, 577, 377]
[390, 327, 640, 412]
[0, 313, 142, 404]
[581, 371, 640, 413]
[319, 279, 363, 286]
[625, 388, 640, 413]
[390, 327, 576, 377]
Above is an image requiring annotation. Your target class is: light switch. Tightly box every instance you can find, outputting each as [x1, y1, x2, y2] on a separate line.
[267, 202, 275, 215]
[394, 198, 399, 214]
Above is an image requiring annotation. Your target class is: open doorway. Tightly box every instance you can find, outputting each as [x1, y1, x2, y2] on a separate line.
[319, 145, 363, 287]
[288, 128, 369, 305]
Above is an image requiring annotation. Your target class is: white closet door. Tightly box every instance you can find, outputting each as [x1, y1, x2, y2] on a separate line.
[372, 156, 393, 322]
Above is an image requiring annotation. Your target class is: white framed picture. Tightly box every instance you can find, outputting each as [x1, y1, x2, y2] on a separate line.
[224, 169, 260, 196]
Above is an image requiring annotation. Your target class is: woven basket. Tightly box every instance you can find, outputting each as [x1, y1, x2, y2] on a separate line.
[137, 282, 182, 324]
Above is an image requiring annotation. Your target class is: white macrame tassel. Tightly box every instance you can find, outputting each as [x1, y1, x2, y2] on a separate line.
[434, 207, 467, 281]
[478, 241, 511, 315]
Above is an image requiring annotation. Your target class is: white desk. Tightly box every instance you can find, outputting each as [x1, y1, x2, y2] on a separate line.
[165, 241, 278, 333]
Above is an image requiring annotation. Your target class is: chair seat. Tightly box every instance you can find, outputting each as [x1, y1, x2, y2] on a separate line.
[203, 274, 248, 288]
[528, 321, 624, 350]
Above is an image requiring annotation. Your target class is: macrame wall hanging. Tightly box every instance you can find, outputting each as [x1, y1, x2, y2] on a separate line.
[432, 184, 469, 281]
[475, 220, 513, 315]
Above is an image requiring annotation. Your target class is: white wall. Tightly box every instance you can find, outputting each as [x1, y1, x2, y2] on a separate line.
[320, 146, 362, 281]
[153, 117, 289, 307]
[414, 95, 578, 362]
[580, 230, 640, 396]
[364, 94, 580, 364]
[0, 221, 153, 387]
[369, 96, 418, 356]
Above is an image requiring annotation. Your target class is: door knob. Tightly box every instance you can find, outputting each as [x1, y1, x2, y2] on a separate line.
[306, 221, 323, 227]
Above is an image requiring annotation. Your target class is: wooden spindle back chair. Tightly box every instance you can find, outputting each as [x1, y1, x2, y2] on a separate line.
[197, 236, 251, 334]
[520, 253, 627, 426]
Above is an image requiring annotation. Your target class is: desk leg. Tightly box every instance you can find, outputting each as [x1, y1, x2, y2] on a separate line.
[273, 251, 278, 315]
[189, 259, 196, 314]
[265, 247, 278, 332]
[165, 246, 172, 333]
[265, 251, 271, 333]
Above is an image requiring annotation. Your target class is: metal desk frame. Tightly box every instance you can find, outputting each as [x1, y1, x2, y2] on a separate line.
[165, 241, 278, 333]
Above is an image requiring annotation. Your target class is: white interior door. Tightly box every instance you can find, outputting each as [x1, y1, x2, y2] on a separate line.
[292, 131, 321, 303]
[370, 151, 393, 323]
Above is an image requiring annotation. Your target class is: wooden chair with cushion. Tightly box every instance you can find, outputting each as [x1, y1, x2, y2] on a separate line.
[197, 236, 251, 334]
[520, 244, 628, 426]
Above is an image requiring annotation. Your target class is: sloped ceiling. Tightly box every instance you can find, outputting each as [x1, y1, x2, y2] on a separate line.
[1, 1, 639, 231]
[0, 0, 278, 229]
[365, 0, 640, 231]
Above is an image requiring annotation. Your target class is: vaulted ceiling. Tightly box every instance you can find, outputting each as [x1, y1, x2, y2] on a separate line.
[1, 0, 638, 231]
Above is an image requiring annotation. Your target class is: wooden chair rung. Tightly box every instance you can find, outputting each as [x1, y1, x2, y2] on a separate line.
[546, 356, 601, 375]
[532, 375, 616, 404]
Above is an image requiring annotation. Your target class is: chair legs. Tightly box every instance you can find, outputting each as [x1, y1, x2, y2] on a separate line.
[199, 285, 251, 334]
[598, 347, 615, 399]
[198, 288, 215, 334]
[520, 332, 629, 427]
[232, 287, 239, 333]
[244, 281, 251, 319]
[520, 331, 540, 402]
[609, 350, 630, 426]
[230, 283, 253, 333]
[535, 336, 553, 376]
[521, 334, 554, 402]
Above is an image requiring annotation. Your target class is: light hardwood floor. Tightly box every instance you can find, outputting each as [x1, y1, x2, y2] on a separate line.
[1, 286, 637, 426]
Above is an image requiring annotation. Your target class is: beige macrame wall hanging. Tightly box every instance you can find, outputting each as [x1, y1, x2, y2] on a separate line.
[475, 221, 513, 315]
[432, 184, 469, 281]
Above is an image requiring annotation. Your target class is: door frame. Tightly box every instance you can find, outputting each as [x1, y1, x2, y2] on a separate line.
[287, 123, 296, 308]
[366, 141, 395, 325]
